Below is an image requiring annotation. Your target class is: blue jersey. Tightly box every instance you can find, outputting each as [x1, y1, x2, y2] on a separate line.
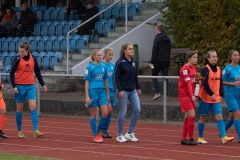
[222, 64, 240, 92]
[101, 61, 115, 90]
[84, 62, 108, 89]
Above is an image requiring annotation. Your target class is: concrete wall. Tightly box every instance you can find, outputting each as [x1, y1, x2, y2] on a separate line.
[72, 10, 166, 74]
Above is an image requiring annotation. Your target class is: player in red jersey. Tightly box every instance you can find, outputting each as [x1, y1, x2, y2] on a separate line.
[178, 51, 198, 145]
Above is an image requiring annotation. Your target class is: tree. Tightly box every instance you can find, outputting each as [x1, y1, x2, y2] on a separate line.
[160, 0, 240, 66]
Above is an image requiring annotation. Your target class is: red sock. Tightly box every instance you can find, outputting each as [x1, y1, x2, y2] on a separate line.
[181, 118, 188, 140]
[188, 117, 195, 139]
[0, 115, 6, 130]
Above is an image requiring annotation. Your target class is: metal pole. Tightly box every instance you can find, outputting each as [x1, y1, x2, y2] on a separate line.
[66, 33, 70, 74]
[163, 78, 167, 124]
[37, 81, 40, 116]
[125, 0, 128, 33]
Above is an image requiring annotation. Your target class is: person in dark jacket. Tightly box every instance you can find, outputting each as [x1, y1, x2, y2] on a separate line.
[77, 1, 99, 35]
[11, 3, 35, 37]
[149, 24, 171, 100]
[62, 0, 87, 20]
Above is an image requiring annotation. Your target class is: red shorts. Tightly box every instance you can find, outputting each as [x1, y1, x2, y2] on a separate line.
[179, 96, 195, 112]
[0, 97, 6, 109]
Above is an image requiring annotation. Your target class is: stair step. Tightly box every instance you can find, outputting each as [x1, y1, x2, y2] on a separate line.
[126, 20, 144, 27]
[133, 15, 155, 21]
[45, 83, 75, 90]
[72, 53, 89, 60]
[80, 49, 93, 55]
[54, 65, 73, 72]
[89, 43, 108, 49]
[140, 9, 159, 15]
[99, 37, 118, 43]
[62, 59, 80, 65]
[115, 26, 135, 32]
[108, 32, 124, 37]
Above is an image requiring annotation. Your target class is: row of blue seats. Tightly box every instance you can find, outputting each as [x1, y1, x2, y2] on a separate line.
[0, 35, 89, 53]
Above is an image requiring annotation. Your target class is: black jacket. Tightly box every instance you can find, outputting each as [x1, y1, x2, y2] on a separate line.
[67, 0, 87, 15]
[150, 33, 171, 63]
[115, 56, 140, 92]
[83, 6, 99, 26]
[19, 8, 35, 28]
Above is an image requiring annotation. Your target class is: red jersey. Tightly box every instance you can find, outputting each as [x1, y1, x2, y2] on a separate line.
[178, 64, 197, 97]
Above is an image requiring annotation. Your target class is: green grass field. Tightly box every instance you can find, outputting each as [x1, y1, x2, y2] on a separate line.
[0, 153, 59, 160]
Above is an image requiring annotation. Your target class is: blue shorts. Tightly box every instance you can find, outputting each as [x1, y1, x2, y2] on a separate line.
[15, 84, 36, 103]
[89, 88, 108, 107]
[198, 99, 222, 116]
[225, 92, 240, 112]
[110, 89, 116, 107]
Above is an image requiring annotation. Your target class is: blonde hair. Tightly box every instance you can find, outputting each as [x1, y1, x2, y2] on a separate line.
[120, 43, 133, 57]
[19, 41, 31, 51]
[91, 49, 101, 61]
[204, 50, 216, 65]
[103, 48, 113, 59]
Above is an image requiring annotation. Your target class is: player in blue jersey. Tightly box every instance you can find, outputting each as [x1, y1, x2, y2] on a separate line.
[84, 49, 110, 143]
[101, 48, 115, 138]
[222, 50, 240, 143]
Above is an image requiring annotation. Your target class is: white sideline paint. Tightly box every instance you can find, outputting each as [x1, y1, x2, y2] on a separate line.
[71, 8, 168, 74]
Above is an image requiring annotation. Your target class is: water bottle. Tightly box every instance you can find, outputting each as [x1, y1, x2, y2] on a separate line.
[85, 99, 93, 108]
[194, 84, 200, 96]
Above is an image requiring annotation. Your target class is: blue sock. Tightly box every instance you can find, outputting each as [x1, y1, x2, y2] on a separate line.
[30, 110, 38, 131]
[90, 118, 97, 136]
[198, 122, 205, 138]
[234, 119, 240, 141]
[97, 117, 107, 132]
[217, 119, 226, 138]
[16, 111, 22, 131]
[104, 114, 112, 131]
[225, 119, 234, 132]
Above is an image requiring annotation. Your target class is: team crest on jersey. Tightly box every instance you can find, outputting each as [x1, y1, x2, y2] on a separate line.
[111, 66, 114, 70]
[183, 70, 188, 75]
[85, 70, 88, 74]
[102, 68, 105, 72]
[132, 62, 135, 67]
[222, 70, 225, 75]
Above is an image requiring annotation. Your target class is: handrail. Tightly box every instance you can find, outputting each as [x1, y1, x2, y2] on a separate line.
[66, 0, 125, 74]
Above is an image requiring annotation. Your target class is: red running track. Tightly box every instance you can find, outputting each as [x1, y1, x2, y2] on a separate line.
[0, 115, 240, 160]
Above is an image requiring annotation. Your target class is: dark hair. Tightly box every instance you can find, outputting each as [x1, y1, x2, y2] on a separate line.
[186, 51, 198, 61]
[91, 49, 100, 61]
[204, 50, 216, 65]
[156, 24, 165, 32]
[228, 49, 238, 63]
[19, 41, 31, 51]
[120, 43, 133, 57]
[6, 7, 13, 14]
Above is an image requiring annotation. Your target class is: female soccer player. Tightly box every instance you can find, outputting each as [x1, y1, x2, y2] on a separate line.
[115, 43, 141, 143]
[222, 50, 240, 143]
[0, 58, 7, 140]
[10, 41, 47, 138]
[101, 48, 115, 138]
[178, 51, 198, 145]
[198, 50, 234, 144]
[84, 49, 110, 143]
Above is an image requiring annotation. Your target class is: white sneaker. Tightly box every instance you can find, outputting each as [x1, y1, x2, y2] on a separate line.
[116, 135, 128, 143]
[125, 132, 139, 142]
[153, 93, 161, 100]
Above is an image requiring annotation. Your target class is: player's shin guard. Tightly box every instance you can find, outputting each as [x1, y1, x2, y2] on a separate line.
[30, 110, 38, 131]
[0, 115, 6, 130]
[198, 122, 205, 138]
[234, 119, 240, 141]
[225, 118, 234, 132]
[217, 119, 226, 138]
[105, 114, 112, 131]
[90, 118, 97, 136]
[181, 118, 188, 140]
[188, 117, 195, 139]
[97, 117, 107, 132]
[16, 111, 23, 131]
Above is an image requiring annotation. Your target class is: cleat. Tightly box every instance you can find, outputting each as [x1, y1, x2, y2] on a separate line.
[125, 132, 139, 142]
[97, 132, 103, 142]
[18, 131, 25, 138]
[180, 139, 189, 145]
[153, 93, 161, 100]
[188, 138, 198, 145]
[198, 137, 207, 144]
[238, 140, 240, 143]
[101, 130, 112, 138]
[34, 130, 43, 138]
[0, 131, 8, 138]
[221, 136, 234, 144]
[93, 136, 102, 143]
[116, 135, 127, 143]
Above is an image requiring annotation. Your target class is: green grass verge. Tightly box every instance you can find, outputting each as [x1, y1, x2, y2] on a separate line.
[0, 153, 58, 160]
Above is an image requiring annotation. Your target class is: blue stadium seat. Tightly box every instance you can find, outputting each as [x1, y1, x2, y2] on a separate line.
[13, 37, 20, 41]
[48, 24, 56, 36]
[63, 23, 71, 35]
[53, 21, 60, 26]
[56, 6, 62, 10]
[45, 39, 53, 52]
[51, 10, 58, 21]
[45, 21, 52, 26]
[5, 64, 11, 82]
[0, 37, 6, 41]
[108, 19, 116, 31]
[20, 37, 28, 41]
[50, 36, 57, 40]
[2, 40, 9, 52]
[104, 8, 112, 19]
[48, 7, 55, 10]
[1, 52, 9, 65]
[9, 40, 16, 52]
[103, 22, 111, 37]
[1, 68, 7, 83]
[42, 52, 55, 70]
[37, 39, 45, 52]
[43, 10, 51, 21]
[56, 23, 63, 36]
[76, 20, 82, 25]
[81, 35, 89, 48]
[95, 22, 103, 35]
[35, 36, 42, 41]
[30, 39, 38, 52]
[34, 24, 41, 36]
[39, 21, 45, 25]
[53, 38, 61, 52]
[128, 6, 136, 20]
[32, 52, 39, 56]
[134, 2, 141, 13]
[97, 6, 104, 20]
[7, 37, 13, 41]
[112, 6, 120, 19]
[16, 40, 22, 52]
[60, 38, 67, 52]
[41, 24, 48, 36]
[28, 36, 35, 41]
[69, 38, 76, 52]
[58, 35, 65, 40]
[58, 10, 65, 21]
[76, 38, 84, 52]
[42, 36, 49, 41]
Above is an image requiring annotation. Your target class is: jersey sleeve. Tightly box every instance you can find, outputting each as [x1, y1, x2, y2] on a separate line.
[180, 67, 194, 97]
[84, 65, 91, 81]
[103, 65, 108, 80]
[221, 67, 228, 82]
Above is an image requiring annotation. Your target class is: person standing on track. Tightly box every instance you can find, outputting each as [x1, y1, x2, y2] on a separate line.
[10, 41, 47, 138]
[84, 49, 110, 143]
[101, 48, 115, 138]
[115, 43, 141, 143]
[197, 50, 234, 144]
[178, 51, 198, 145]
[222, 50, 240, 143]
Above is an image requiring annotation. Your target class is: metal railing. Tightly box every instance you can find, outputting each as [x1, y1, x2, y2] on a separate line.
[66, 0, 126, 74]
